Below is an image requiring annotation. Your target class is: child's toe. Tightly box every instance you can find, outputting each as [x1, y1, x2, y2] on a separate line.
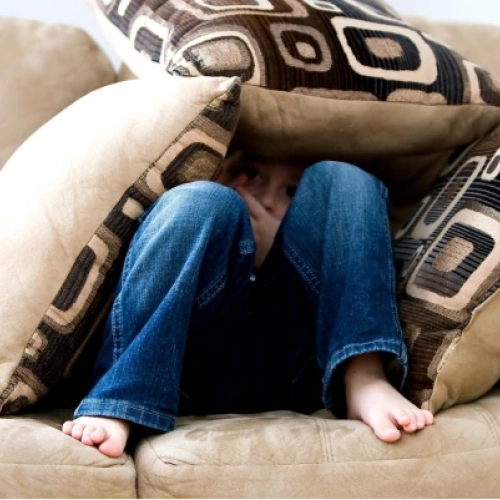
[98, 434, 126, 458]
[81, 426, 97, 445]
[414, 411, 426, 430]
[368, 411, 402, 443]
[390, 408, 411, 427]
[62, 421, 74, 435]
[71, 423, 85, 440]
[422, 410, 434, 425]
[402, 411, 418, 433]
[90, 427, 108, 445]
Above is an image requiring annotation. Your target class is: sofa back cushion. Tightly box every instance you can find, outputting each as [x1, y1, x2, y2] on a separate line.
[0, 76, 240, 413]
[0, 18, 115, 170]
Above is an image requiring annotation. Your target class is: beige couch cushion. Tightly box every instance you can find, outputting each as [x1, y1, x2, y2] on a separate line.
[0, 76, 240, 414]
[0, 17, 115, 170]
[0, 409, 136, 498]
[135, 390, 500, 498]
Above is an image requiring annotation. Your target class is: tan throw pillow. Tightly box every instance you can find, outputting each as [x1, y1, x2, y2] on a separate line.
[87, 0, 500, 201]
[0, 75, 240, 414]
[395, 124, 500, 413]
[0, 18, 115, 170]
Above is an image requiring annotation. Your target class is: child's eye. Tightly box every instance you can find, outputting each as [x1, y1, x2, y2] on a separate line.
[241, 164, 259, 179]
[286, 186, 297, 198]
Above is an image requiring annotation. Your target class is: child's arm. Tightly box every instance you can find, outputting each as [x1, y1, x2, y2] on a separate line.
[236, 185, 280, 268]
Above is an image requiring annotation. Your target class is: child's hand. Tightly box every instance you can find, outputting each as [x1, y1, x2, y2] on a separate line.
[236, 185, 280, 268]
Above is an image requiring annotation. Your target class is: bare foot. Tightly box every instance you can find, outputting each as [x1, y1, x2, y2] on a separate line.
[62, 416, 130, 457]
[345, 353, 434, 443]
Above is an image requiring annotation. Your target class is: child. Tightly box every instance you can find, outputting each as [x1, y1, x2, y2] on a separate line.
[62, 150, 433, 457]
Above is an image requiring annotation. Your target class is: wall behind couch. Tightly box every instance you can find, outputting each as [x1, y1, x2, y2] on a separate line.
[389, 0, 500, 23]
[0, 0, 499, 70]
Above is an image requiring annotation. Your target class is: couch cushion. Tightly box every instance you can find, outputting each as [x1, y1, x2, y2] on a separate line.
[0, 17, 115, 171]
[0, 76, 240, 414]
[134, 390, 500, 498]
[0, 409, 136, 498]
[87, 0, 500, 200]
[395, 124, 500, 413]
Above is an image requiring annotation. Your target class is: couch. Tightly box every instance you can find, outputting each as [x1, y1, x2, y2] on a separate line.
[2, 6, 500, 499]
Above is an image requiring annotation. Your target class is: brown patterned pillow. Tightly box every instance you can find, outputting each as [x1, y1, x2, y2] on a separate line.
[395, 125, 500, 413]
[0, 76, 240, 414]
[88, 0, 500, 202]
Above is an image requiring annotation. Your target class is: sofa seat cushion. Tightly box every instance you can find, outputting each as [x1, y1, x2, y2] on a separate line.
[0, 409, 136, 498]
[135, 390, 500, 498]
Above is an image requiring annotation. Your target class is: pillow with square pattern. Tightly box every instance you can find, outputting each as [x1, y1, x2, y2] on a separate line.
[395, 125, 500, 413]
[0, 75, 240, 414]
[87, 0, 500, 205]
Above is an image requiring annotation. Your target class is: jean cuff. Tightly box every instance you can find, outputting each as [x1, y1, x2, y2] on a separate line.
[74, 398, 176, 433]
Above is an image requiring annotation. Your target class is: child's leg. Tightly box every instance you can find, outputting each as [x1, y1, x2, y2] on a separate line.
[276, 161, 432, 441]
[63, 181, 255, 456]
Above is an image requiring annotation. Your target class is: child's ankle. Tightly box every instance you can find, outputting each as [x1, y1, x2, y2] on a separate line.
[344, 352, 387, 386]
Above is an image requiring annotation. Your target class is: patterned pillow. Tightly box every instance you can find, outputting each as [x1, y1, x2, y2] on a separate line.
[88, 0, 500, 202]
[406, 17, 500, 79]
[0, 76, 240, 414]
[395, 125, 500, 413]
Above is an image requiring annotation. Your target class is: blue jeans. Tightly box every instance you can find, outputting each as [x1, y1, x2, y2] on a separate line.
[74, 162, 407, 432]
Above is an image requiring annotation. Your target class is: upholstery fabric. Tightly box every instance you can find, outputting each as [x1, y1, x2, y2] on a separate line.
[407, 17, 500, 80]
[391, 21, 500, 415]
[0, 409, 136, 498]
[0, 76, 240, 414]
[87, 0, 500, 175]
[396, 124, 500, 413]
[135, 390, 500, 498]
[0, 17, 115, 171]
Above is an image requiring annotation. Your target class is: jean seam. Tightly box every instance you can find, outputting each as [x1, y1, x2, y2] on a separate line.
[379, 185, 402, 338]
[239, 239, 255, 255]
[329, 339, 407, 367]
[283, 241, 320, 294]
[111, 254, 133, 364]
[196, 236, 254, 308]
[196, 272, 227, 309]
[77, 399, 175, 420]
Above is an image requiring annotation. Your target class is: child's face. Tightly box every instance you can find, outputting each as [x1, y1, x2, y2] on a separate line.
[217, 151, 305, 221]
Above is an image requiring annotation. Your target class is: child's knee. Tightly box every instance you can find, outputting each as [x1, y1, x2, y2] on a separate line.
[303, 161, 387, 198]
[152, 181, 246, 223]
